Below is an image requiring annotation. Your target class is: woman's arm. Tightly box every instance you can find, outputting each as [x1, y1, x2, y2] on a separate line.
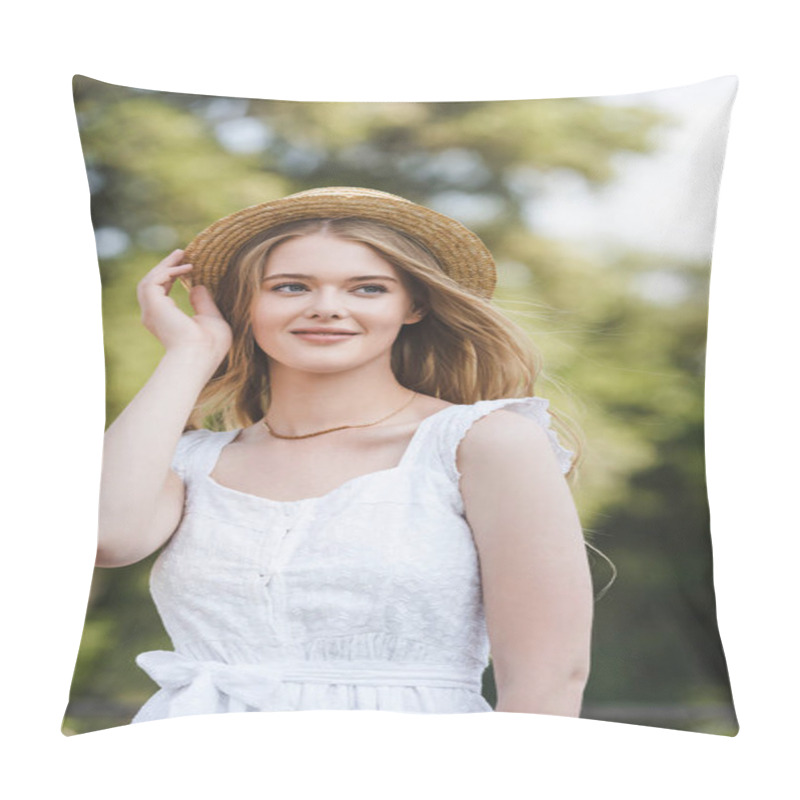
[96, 250, 232, 568]
[458, 409, 593, 716]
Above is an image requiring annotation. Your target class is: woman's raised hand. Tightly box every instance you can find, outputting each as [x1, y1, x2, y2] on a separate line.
[101, 250, 233, 566]
[137, 249, 233, 366]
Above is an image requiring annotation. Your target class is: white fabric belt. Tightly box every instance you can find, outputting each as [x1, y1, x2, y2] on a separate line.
[136, 650, 482, 717]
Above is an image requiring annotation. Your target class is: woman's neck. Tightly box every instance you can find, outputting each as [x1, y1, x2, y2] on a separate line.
[263, 363, 413, 436]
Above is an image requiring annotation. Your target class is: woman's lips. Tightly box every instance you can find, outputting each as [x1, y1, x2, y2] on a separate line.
[290, 330, 358, 343]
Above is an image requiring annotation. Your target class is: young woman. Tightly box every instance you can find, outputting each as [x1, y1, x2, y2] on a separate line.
[97, 186, 593, 721]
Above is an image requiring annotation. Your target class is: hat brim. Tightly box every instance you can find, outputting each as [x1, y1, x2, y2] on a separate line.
[180, 187, 497, 299]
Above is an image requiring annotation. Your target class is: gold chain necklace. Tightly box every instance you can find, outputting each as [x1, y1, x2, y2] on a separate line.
[263, 391, 417, 440]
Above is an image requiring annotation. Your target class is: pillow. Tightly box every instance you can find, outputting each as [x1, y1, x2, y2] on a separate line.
[63, 74, 738, 736]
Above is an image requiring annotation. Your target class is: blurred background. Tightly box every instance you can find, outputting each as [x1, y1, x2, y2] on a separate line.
[63, 75, 737, 735]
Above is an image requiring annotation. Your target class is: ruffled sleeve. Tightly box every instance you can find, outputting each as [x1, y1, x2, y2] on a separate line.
[437, 396, 575, 482]
[493, 397, 574, 475]
[170, 429, 216, 482]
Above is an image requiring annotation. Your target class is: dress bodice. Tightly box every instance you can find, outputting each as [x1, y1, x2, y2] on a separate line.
[132, 397, 573, 721]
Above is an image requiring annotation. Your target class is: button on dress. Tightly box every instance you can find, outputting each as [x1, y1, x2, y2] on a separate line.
[132, 397, 573, 721]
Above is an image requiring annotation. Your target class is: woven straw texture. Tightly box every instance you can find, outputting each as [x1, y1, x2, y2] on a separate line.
[181, 187, 497, 298]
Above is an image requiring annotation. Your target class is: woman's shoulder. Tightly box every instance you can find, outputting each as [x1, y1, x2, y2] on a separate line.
[457, 406, 557, 469]
[442, 397, 574, 477]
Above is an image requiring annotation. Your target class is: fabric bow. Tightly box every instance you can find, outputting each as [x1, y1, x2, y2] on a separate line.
[136, 650, 289, 717]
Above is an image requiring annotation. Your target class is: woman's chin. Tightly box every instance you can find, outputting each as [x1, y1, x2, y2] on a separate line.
[266, 355, 377, 377]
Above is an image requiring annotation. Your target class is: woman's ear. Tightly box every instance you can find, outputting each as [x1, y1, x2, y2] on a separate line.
[404, 302, 427, 325]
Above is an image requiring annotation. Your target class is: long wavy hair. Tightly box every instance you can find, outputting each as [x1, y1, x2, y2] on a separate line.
[186, 217, 582, 476]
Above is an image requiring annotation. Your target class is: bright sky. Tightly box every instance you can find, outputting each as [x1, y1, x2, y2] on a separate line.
[527, 76, 737, 261]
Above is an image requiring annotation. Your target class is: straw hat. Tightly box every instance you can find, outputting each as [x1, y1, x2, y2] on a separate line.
[181, 186, 497, 298]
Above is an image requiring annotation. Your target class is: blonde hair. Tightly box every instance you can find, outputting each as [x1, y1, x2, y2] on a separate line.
[187, 217, 582, 475]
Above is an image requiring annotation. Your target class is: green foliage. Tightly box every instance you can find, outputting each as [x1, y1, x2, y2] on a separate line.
[65, 76, 735, 735]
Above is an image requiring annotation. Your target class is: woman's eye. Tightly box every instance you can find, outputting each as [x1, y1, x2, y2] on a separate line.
[354, 284, 388, 295]
[271, 283, 308, 293]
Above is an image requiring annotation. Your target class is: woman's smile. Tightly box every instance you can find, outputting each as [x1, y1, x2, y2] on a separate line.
[290, 327, 361, 344]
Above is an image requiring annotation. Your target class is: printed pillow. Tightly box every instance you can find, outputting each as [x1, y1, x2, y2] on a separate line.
[63, 74, 738, 736]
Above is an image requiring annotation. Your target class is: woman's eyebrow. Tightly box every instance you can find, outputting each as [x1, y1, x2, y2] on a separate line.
[264, 272, 399, 283]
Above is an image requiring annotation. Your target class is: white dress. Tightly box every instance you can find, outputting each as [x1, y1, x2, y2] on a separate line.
[132, 396, 573, 722]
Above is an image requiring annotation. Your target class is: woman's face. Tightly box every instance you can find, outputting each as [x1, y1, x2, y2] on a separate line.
[250, 232, 424, 376]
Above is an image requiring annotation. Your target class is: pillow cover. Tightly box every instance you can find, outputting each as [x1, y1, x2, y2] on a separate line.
[63, 74, 738, 735]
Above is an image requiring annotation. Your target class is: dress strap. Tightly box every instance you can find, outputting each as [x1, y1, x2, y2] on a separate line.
[432, 397, 574, 483]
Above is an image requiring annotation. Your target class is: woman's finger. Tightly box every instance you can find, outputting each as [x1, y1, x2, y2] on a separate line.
[142, 263, 193, 286]
[139, 250, 187, 280]
[159, 264, 193, 292]
[138, 265, 193, 307]
[189, 285, 225, 318]
[159, 248, 185, 267]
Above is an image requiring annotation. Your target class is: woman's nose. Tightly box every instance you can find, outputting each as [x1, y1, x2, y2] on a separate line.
[304, 288, 347, 319]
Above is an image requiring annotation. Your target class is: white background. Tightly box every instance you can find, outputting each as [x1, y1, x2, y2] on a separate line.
[3, 1, 796, 797]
